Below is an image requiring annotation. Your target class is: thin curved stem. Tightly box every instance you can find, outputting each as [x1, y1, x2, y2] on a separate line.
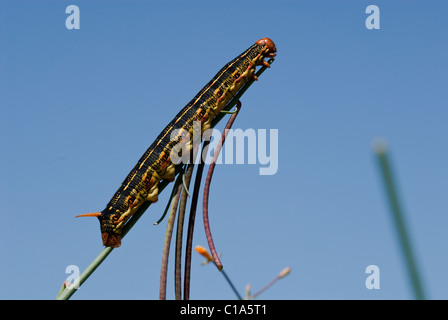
[183, 143, 208, 300]
[175, 164, 194, 299]
[154, 168, 185, 225]
[203, 101, 242, 271]
[159, 183, 183, 300]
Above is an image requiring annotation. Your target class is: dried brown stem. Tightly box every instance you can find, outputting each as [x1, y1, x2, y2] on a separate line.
[202, 101, 242, 271]
[159, 183, 182, 300]
[183, 142, 208, 300]
[174, 164, 194, 299]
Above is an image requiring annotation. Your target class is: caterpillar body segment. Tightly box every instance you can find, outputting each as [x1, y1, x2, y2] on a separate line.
[77, 38, 277, 248]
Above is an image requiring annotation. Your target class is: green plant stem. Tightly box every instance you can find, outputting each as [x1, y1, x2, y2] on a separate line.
[220, 268, 242, 300]
[374, 141, 426, 300]
[56, 247, 113, 300]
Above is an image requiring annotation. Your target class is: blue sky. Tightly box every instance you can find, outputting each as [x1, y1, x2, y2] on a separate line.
[1, 0, 447, 300]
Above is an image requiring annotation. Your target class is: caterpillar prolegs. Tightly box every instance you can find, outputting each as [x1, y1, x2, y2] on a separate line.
[77, 38, 277, 247]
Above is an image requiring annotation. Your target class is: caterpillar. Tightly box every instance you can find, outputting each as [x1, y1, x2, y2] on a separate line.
[76, 38, 277, 248]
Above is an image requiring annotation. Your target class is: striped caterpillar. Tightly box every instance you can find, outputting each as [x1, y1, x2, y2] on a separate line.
[77, 38, 277, 247]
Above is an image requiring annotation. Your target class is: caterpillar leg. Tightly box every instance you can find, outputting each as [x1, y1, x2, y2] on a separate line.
[146, 184, 159, 202]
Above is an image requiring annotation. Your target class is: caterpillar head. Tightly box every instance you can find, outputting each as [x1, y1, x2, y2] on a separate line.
[256, 37, 277, 55]
[76, 211, 122, 248]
